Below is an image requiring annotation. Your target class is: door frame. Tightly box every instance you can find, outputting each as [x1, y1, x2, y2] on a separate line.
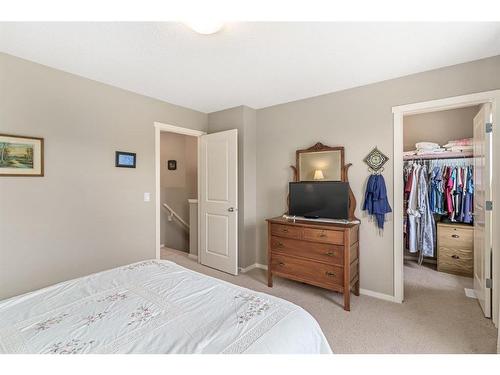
[153, 122, 206, 260]
[392, 90, 500, 327]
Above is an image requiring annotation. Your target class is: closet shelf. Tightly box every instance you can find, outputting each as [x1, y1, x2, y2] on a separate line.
[403, 151, 473, 161]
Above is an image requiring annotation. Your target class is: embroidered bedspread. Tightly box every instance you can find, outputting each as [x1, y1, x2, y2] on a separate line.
[0, 260, 332, 354]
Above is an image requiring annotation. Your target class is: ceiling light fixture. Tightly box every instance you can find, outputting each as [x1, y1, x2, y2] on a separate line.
[184, 20, 224, 35]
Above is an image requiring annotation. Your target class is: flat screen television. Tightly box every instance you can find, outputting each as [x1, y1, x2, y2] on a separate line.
[289, 181, 349, 220]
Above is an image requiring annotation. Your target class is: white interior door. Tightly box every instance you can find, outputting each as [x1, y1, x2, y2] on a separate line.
[199, 129, 238, 275]
[473, 103, 492, 318]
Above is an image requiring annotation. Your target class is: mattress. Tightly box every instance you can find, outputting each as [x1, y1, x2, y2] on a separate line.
[0, 260, 332, 354]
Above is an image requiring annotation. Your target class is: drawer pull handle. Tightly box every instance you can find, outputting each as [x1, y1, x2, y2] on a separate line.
[276, 242, 284, 248]
[325, 271, 336, 277]
[282, 228, 289, 233]
[278, 262, 285, 266]
[326, 251, 335, 257]
[451, 234, 459, 238]
[319, 233, 327, 238]
[451, 255, 460, 259]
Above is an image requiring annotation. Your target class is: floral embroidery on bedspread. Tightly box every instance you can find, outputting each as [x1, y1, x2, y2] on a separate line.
[47, 339, 96, 354]
[234, 293, 271, 324]
[33, 313, 69, 332]
[222, 307, 294, 354]
[83, 311, 109, 326]
[97, 292, 128, 302]
[127, 305, 156, 326]
[121, 260, 169, 271]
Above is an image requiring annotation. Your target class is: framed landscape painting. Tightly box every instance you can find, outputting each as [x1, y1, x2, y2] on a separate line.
[0, 134, 44, 176]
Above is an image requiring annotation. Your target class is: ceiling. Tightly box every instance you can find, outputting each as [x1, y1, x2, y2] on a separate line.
[1, 22, 499, 113]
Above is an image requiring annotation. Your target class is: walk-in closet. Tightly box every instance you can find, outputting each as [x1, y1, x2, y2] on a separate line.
[402, 104, 490, 310]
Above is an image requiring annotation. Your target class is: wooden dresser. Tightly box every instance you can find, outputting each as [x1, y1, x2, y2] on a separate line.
[437, 222, 474, 277]
[266, 216, 360, 311]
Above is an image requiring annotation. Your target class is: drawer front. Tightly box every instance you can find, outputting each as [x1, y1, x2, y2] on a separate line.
[271, 253, 343, 288]
[438, 226, 473, 250]
[438, 246, 473, 277]
[271, 224, 302, 239]
[270, 236, 344, 265]
[302, 227, 344, 245]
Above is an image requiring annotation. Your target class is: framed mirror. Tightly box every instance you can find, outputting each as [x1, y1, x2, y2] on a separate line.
[296, 144, 344, 181]
[289, 142, 357, 220]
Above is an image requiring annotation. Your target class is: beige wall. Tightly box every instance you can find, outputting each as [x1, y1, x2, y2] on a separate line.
[160, 132, 197, 251]
[0, 53, 207, 300]
[404, 106, 478, 151]
[207, 106, 257, 268]
[256, 55, 500, 296]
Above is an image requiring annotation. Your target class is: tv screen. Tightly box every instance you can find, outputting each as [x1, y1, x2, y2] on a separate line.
[289, 181, 349, 220]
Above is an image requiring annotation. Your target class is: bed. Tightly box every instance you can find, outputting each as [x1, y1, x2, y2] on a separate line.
[0, 260, 332, 354]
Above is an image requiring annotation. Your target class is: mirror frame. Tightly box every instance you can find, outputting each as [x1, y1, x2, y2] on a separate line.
[295, 143, 345, 182]
[289, 142, 357, 221]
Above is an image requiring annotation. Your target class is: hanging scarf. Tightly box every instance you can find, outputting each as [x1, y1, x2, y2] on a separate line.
[362, 174, 392, 229]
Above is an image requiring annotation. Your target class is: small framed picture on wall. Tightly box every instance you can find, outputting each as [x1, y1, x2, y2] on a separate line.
[115, 151, 136, 168]
[167, 160, 177, 170]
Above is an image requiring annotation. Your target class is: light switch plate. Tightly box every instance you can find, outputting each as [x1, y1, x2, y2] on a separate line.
[144, 192, 151, 202]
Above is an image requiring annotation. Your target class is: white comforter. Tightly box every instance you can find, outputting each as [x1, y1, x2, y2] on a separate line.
[0, 260, 332, 354]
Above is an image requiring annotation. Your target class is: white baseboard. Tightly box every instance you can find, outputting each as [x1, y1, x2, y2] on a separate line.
[160, 244, 165, 248]
[239, 263, 268, 273]
[187, 254, 198, 260]
[360, 288, 399, 303]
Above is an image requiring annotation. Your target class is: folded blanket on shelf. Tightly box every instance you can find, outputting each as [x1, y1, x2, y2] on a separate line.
[449, 145, 473, 152]
[415, 142, 440, 150]
[403, 150, 417, 156]
[444, 138, 472, 148]
[417, 148, 446, 155]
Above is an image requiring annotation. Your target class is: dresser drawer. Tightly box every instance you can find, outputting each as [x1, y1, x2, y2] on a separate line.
[438, 225, 473, 250]
[270, 236, 344, 265]
[302, 227, 343, 245]
[271, 253, 343, 288]
[438, 246, 473, 277]
[271, 224, 302, 239]
[437, 224, 473, 277]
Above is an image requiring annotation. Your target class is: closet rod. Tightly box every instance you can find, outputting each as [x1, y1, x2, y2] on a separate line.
[403, 152, 473, 161]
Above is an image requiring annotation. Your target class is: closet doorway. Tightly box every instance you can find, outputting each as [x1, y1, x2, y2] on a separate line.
[393, 90, 500, 328]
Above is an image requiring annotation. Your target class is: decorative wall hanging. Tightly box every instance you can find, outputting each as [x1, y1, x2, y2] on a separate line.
[363, 147, 389, 174]
[0, 133, 44, 176]
[115, 151, 136, 168]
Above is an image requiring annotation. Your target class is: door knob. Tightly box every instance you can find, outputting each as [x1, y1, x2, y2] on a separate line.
[228, 207, 235, 212]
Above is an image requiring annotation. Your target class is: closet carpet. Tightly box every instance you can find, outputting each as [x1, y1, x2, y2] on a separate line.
[161, 248, 497, 354]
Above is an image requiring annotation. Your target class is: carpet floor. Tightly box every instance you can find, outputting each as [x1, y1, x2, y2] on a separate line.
[161, 248, 497, 353]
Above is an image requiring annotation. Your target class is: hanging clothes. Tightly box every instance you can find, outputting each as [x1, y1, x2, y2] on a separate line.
[362, 174, 392, 229]
[463, 167, 474, 224]
[416, 165, 435, 262]
[407, 165, 420, 253]
[402, 158, 473, 263]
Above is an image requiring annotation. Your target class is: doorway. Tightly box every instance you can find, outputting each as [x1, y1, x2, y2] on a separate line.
[392, 90, 500, 328]
[154, 122, 239, 275]
[154, 122, 205, 261]
[159, 131, 198, 256]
